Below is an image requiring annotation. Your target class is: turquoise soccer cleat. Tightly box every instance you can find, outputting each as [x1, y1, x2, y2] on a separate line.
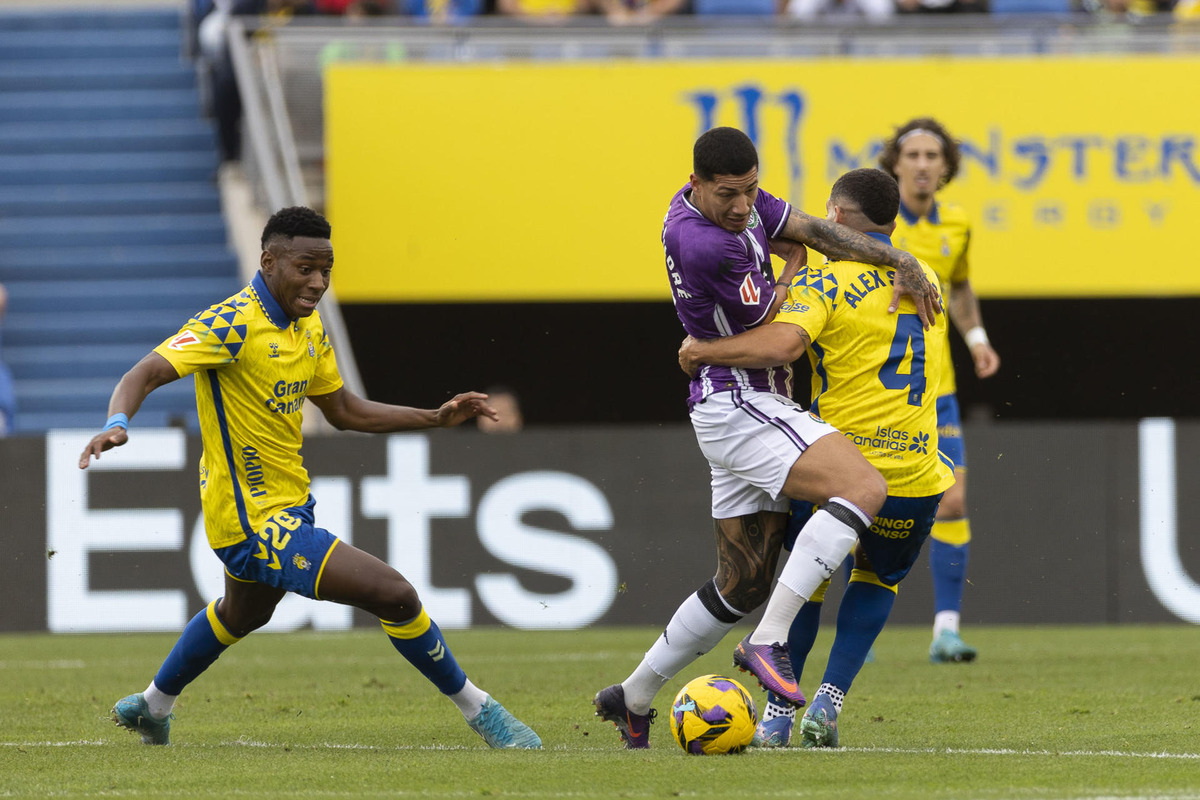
[467, 697, 542, 749]
[798, 693, 839, 749]
[929, 630, 978, 663]
[111, 692, 171, 745]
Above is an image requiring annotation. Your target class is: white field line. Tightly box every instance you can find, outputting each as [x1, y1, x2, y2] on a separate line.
[0, 660, 86, 669]
[4, 740, 1200, 761]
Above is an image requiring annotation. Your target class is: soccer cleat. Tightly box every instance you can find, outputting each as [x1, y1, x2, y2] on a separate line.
[467, 697, 543, 749]
[732, 637, 806, 707]
[751, 691, 795, 747]
[593, 684, 655, 749]
[111, 693, 171, 745]
[799, 693, 839, 748]
[929, 630, 978, 663]
[752, 713, 795, 748]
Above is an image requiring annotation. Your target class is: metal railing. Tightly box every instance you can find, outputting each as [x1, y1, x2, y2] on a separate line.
[229, 16, 366, 401]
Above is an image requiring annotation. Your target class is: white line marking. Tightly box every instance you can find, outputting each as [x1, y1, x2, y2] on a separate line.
[0, 659, 86, 669]
[5, 740, 1198, 761]
[767, 745, 1200, 760]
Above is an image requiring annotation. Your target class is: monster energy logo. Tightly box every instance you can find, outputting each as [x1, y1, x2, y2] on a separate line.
[687, 86, 806, 202]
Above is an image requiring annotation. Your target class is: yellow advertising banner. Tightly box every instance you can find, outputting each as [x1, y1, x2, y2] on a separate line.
[325, 57, 1200, 301]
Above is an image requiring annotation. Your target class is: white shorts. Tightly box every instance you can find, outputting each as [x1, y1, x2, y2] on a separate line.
[690, 388, 839, 519]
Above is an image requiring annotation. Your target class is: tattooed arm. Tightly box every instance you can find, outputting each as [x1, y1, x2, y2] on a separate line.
[948, 278, 1001, 379]
[779, 208, 940, 329]
[679, 324, 811, 378]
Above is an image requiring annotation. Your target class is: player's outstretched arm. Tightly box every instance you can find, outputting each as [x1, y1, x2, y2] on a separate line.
[780, 209, 940, 329]
[308, 388, 499, 434]
[679, 323, 810, 378]
[78, 352, 181, 469]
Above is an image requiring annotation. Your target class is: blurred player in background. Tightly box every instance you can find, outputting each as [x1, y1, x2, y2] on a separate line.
[880, 117, 1001, 664]
[594, 126, 940, 749]
[681, 167, 953, 748]
[79, 207, 541, 750]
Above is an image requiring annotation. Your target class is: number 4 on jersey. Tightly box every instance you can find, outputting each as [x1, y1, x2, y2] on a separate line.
[878, 314, 927, 406]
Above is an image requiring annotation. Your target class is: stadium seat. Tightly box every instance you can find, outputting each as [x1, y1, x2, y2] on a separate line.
[0, 7, 240, 433]
[694, 0, 778, 14]
[990, 0, 1072, 13]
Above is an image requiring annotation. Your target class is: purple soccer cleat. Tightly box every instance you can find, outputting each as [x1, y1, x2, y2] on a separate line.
[732, 636, 806, 707]
[593, 684, 656, 749]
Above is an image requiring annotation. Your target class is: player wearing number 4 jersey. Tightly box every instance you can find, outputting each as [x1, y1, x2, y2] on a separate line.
[593, 127, 940, 750]
[680, 168, 954, 748]
[78, 207, 540, 750]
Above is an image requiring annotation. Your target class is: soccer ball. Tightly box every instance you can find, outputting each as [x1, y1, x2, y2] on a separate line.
[669, 674, 758, 755]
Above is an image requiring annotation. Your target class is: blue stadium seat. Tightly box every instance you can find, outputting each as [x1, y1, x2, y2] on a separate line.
[0, 6, 240, 435]
[694, 0, 778, 14]
[990, 0, 1072, 12]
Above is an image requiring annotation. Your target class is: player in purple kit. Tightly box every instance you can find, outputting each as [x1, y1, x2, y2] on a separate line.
[594, 127, 939, 749]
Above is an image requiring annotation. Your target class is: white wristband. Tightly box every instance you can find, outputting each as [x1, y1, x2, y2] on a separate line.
[964, 326, 990, 349]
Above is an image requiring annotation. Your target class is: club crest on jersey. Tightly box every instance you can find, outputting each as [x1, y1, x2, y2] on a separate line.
[306, 330, 315, 358]
[167, 330, 201, 350]
[747, 208, 761, 230]
[739, 274, 761, 305]
[292, 554, 312, 571]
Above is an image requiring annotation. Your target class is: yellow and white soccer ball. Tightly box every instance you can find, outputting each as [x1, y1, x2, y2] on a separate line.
[669, 674, 758, 755]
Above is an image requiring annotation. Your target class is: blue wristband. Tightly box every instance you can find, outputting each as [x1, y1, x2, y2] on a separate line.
[104, 413, 129, 431]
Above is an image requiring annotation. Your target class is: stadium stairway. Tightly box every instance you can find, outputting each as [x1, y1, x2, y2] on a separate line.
[0, 5, 240, 434]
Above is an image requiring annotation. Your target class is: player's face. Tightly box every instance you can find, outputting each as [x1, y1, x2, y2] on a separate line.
[893, 133, 947, 199]
[261, 236, 333, 319]
[690, 167, 759, 233]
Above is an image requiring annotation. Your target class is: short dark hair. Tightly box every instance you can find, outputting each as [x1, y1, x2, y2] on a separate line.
[829, 168, 900, 226]
[261, 206, 332, 250]
[693, 127, 758, 181]
[878, 117, 961, 188]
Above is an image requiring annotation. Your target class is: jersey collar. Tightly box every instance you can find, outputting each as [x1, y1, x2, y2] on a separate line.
[252, 271, 293, 330]
[865, 231, 892, 246]
[898, 200, 940, 226]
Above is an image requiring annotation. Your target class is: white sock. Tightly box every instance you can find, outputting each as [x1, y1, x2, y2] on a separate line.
[749, 583, 805, 645]
[624, 592, 739, 714]
[933, 611, 960, 638]
[751, 501, 863, 644]
[621, 662, 670, 715]
[815, 682, 845, 713]
[450, 678, 488, 720]
[143, 681, 176, 721]
[761, 696, 796, 722]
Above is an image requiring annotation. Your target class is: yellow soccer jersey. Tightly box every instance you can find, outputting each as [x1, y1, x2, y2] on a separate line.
[775, 242, 954, 497]
[154, 272, 344, 549]
[893, 200, 971, 397]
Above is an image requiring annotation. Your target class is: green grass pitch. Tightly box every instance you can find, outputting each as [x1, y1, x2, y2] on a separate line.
[2, 624, 1198, 799]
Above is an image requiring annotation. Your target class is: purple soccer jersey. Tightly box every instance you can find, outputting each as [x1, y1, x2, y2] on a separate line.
[662, 184, 794, 409]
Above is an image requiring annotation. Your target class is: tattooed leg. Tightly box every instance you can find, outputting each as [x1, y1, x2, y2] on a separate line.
[713, 510, 789, 613]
